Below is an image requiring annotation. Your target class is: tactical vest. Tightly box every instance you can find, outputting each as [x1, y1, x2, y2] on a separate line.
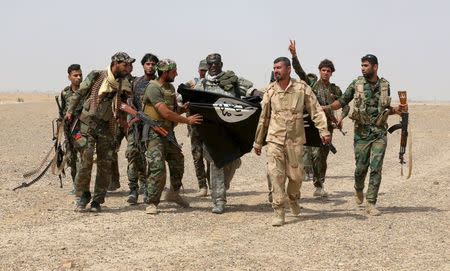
[349, 76, 391, 127]
[143, 80, 176, 130]
[79, 71, 115, 125]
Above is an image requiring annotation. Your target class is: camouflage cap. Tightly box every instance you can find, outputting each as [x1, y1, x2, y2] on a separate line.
[198, 59, 208, 70]
[111, 52, 136, 63]
[206, 53, 222, 64]
[157, 59, 177, 72]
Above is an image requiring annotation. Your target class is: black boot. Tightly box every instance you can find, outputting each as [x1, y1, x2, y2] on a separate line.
[127, 189, 139, 205]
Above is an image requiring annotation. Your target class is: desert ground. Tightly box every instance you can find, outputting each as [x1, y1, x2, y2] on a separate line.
[0, 93, 449, 271]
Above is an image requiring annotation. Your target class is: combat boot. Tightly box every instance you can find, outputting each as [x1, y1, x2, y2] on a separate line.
[90, 201, 101, 213]
[289, 200, 301, 216]
[127, 189, 138, 205]
[272, 208, 285, 227]
[355, 190, 364, 205]
[313, 186, 328, 197]
[145, 204, 158, 214]
[366, 202, 381, 216]
[212, 201, 225, 214]
[196, 187, 208, 197]
[164, 189, 190, 208]
[74, 191, 91, 212]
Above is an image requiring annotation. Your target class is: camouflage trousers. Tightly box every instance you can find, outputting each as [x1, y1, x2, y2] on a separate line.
[75, 121, 114, 204]
[126, 125, 147, 191]
[303, 146, 313, 180]
[145, 131, 184, 205]
[111, 126, 126, 188]
[354, 136, 387, 204]
[189, 125, 209, 189]
[204, 148, 240, 204]
[309, 130, 333, 187]
[310, 145, 331, 188]
[266, 142, 303, 210]
[65, 140, 79, 183]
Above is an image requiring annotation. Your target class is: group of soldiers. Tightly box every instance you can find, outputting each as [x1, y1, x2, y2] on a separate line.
[58, 40, 406, 226]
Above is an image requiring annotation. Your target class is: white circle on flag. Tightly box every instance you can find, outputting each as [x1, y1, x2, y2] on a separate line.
[213, 98, 258, 123]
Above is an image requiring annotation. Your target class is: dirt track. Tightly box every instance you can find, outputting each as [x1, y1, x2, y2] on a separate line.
[0, 96, 449, 270]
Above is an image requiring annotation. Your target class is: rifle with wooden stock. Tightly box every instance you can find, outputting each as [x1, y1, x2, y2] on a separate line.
[388, 91, 412, 178]
[13, 97, 67, 191]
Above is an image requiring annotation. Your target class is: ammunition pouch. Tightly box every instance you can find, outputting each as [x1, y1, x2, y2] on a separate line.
[375, 108, 390, 128]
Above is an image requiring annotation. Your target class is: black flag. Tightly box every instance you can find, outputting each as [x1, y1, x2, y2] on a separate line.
[178, 84, 322, 168]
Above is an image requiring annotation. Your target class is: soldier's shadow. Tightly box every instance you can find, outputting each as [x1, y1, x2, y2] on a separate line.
[105, 190, 129, 197]
[326, 175, 354, 180]
[300, 195, 348, 207]
[227, 191, 266, 197]
[378, 206, 445, 214]
[284, 207, 369, 225]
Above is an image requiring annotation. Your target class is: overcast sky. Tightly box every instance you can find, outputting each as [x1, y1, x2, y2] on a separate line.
[1, 0, 449, 101]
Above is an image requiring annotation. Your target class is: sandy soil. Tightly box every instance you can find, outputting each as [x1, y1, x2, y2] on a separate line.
[0, 94, 449, 271]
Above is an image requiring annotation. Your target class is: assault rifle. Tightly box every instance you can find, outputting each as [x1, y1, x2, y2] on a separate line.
[53, 96, 70, 186]
[303, 110, 337, 154]
[119, 103, 182, 150]
[316, 96, 347, 136]
[13, 98, 68, 191]
[387, 91, 411, 178]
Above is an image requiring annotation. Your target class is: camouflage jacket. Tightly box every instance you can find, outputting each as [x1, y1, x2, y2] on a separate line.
[61, 86, 77, 116]
[338, 77, 391, 140]
[291, 55, 349, 121]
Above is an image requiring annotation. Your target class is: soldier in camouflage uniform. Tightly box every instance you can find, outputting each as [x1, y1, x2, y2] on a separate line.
[186, 59, 210, 197]
[192, 53, 254, 214]
[60, 64, 83, 194]
[254, 57, 331, 226]
[143, 59, 203, 215]
[302, 73, 318, 182]
[289, 40, 349, 197]
[65, 52, 135, 212]
[126, 53, 159, 205]
[109, 62, 136, 192]
[326, 54, 405, 216]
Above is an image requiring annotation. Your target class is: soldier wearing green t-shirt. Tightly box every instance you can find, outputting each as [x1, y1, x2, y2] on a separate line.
[142, 59, 202, 215]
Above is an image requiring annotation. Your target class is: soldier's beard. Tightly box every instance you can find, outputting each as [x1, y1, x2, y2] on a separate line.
[274, 74, 282, 81]
[363, 71, 374, 79]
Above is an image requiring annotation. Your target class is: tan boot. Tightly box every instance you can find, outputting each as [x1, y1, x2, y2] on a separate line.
[355, 190, 364, 205]
[196, 187, 207, 197]
[289, 200, 301, 216]
[145, 204, 158, 214]
[165, 189, 190, 208]
[366, 202, 381, 216]
[313, 186, 328, 197]
[272, 208, 285, 227]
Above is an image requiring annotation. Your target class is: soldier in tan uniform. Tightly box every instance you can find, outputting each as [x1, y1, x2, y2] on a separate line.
[253, 57, 331, 226]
